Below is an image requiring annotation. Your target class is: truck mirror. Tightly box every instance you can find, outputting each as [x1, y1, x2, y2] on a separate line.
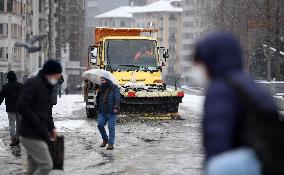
[90, 47, 98, 65]
[90, 58, 97, 64]
[91, 47, 98, 57]
[163, 49, 169, 60]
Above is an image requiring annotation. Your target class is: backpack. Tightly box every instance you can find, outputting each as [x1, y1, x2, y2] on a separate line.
[225, 77, 284, 175]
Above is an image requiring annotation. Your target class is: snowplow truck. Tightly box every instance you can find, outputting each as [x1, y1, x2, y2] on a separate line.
[84, 27, 184, 118]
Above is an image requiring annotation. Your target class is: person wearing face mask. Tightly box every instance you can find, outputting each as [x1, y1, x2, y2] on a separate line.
[194, 32, 277, 175]
[96, 77, 121, 150]
[17, 59, 62, 175]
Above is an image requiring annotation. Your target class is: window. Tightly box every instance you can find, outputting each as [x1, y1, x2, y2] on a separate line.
[105, 40, 158, 71]
[0, 0, 4, 11]
[7, 0, 13, 12]
[120, 21, 126, 27]
[0, 24, 3, 34]
[185, 0, 194, 5]
[183, 44, 194, 50]
[169, 13, 176, 20]
[11, 24, 18, 38]
[183, 21, 194, 27]
[0, 48, 3, 59]
[183, 33, 194, 39]
[39, 0, 42, 13]
[184, 10, 194, 16]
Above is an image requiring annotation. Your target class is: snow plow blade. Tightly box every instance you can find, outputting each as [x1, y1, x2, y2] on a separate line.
[120, 90, 184, 118]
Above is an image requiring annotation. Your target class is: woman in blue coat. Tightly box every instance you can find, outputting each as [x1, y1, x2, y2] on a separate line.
[96, 77, 121, 150]
[193, 32, 277, 175]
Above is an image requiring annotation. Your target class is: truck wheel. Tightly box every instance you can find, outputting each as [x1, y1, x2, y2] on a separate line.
[86, 107, 96, 118]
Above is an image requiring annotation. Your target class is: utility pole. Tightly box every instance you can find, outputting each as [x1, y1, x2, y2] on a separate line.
[266, 0, 272, 82]
[48, 0, 55, 59]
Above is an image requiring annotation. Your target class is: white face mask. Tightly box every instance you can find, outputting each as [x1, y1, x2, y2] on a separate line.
[190, 64, 208, 87]
[48, 78, 58, 85]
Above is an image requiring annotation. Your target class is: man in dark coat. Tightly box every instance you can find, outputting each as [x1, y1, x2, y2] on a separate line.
[0, 71, 23, 146]
[96, 77, 121, 150]
[193, 32, 277, 175]
[17, 59, 62, 175]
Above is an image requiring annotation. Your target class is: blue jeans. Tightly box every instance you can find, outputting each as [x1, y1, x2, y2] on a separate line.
[206, 148, 262, 175]
[97, 113, 117, 145]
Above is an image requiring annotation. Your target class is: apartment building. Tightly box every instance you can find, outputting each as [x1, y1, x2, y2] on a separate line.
[132, 0, 182, 85]
[181, 0, 208, 84]
[54, 0, 86, 93]
[25, 0, 49, 77]
[95, 6, 136, 28]
[0, 0, 26, 80]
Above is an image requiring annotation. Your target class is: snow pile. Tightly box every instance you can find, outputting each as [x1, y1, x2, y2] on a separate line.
[181, 94, 205, 114]
[0, 102, 8, 130]
[52, 95, 85, 119]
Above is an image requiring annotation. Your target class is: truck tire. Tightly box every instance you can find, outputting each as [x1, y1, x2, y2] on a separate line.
[86, 107, 96, 118]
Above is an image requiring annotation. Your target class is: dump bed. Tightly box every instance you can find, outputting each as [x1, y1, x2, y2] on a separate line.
[94, 27, 158, 44]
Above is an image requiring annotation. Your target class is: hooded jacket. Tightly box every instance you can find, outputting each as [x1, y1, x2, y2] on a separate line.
[195, 32, 277, 160]
[17, 71, 55, 141]
[96, 80, 121, 115]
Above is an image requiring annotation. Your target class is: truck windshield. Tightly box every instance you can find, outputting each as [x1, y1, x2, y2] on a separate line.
[106, 40, 158, 71]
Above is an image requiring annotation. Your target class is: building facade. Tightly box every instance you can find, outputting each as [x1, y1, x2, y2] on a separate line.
[95, 6, 135, 28]
[181, 0, 209, 85]
[132, 0, 182, 85]
[55, 0, 86, 93]
[0, 0, 27, 81]
[25, 0, 49, 77]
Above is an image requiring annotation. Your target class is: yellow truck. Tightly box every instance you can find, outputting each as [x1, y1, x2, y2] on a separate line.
[84, 27, 184, 118]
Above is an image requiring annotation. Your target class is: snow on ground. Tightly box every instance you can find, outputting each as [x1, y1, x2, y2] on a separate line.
[0, 94, 205, 132]
[52, 95, 91, 132]
[52, 95, 85, 119]
[0, 101, 8, 130]
[181, 94, 205, 114]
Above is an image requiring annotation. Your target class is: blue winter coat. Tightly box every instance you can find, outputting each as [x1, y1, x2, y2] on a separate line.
[96, 82, 121, 115]
[195, 32, 278, 161]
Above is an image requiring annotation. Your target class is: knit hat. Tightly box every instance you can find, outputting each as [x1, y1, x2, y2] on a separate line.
[7, 71, 17, 82]
[42, 59, 62, 75]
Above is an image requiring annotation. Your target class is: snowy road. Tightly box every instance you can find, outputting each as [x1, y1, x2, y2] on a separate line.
[0, 94, 204, 175]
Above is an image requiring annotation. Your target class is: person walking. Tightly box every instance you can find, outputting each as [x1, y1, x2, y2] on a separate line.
[192, 32, 278, 175]
[96, 77, 121, 150]
[17, 59, 62, 175]
[0, 71, 23, 146]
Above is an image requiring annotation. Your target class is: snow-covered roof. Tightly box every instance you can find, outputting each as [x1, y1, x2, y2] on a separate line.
[132, 0, 182, 14]
[95, 6, 140, 18]
[95, 0, 182, 19]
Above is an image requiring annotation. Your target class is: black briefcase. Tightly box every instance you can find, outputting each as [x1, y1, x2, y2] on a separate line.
[48, 135, 64, 170]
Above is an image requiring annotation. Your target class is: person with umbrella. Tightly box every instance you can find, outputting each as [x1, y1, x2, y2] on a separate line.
[82, 69, 121, 150]
[96, 76, 121, 150]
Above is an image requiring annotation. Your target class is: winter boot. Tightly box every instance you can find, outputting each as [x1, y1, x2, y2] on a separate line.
[100, 140, 108, 147]
[106, 144, 114, 150]
[10, 137, 19, 146]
